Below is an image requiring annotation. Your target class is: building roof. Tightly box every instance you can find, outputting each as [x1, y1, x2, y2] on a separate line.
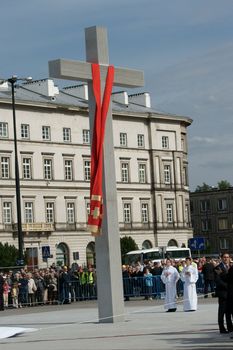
[0, 79, 192, 124]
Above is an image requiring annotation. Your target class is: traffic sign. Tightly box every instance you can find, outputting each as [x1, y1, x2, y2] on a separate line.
[188, 238, 205, 250]
[42, 245, 51, 259]
[16, 259, 24, 266]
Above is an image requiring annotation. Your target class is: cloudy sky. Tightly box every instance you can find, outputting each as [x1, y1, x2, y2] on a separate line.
[1, 0, 233, 190]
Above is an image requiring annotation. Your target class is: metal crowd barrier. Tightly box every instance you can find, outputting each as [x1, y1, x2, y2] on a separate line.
[122, 274, 205, 299]
[1, 273, 206, 308]
[58, 280, 97, 304]
[60, 273, 205, 302]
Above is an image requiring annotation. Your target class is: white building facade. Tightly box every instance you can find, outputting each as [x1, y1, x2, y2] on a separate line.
[0, 79, 193, 268]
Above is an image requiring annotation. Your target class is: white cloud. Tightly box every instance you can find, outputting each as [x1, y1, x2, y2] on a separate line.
[190, 136, 218, 145]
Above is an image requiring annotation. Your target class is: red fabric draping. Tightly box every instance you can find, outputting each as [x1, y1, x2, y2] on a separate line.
[87, 63, 114, 236]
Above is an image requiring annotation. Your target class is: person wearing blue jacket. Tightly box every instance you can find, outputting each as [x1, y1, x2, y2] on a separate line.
[143, 267, 153, 300]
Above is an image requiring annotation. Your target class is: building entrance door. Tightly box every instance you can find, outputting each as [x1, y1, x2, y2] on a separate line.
[26, 247, 38, 269]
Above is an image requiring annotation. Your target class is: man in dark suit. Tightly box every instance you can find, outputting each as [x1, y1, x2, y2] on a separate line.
[202, 257, 215, 298]
[227, 265, 233, 338]
[214, 253, 233, 333]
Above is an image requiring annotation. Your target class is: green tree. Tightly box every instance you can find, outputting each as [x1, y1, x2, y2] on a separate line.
[120, 236, 138, 263]
[217, 180, 231, 190]
[195, 182, 212, 192]
[0, 243, 19, 268]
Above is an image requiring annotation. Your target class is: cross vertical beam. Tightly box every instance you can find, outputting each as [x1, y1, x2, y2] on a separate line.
[85, 26, 124, 323]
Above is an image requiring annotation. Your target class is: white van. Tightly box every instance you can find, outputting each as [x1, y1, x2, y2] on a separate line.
[124, 247, 191, 265]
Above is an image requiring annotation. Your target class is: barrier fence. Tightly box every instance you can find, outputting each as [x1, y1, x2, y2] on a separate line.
[1, 274, 206, 307]
[59, 274, 205, 303]
[122, 274, 204, 299]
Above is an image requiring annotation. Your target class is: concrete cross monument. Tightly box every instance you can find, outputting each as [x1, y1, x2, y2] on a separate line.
[49, 26, 144, 323]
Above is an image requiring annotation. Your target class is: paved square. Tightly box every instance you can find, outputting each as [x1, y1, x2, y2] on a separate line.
[0, 299, 231, 350]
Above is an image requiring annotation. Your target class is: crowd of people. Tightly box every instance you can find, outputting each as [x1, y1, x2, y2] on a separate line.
[122, 255, 214, 301]
[0, 264, 96, 310]
[0, 253, 233, 337]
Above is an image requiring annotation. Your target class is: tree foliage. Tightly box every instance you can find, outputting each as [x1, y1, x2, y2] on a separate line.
[120, 236, 138, 262]
[217, 180, 231, 190]
[0, 242, 19, 268]
[195, 182, 212, 192]
[195, 180, 232, 192]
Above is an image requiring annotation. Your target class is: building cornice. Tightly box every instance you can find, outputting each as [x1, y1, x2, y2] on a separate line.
[0, 98, 192, 126]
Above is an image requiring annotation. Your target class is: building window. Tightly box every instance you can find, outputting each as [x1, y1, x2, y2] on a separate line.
[142, 240, 152, 249]
[182, 167, 188, 186]
[162, 136, 169, 149]
[67, 202, 75, 224]
[120, 133, 127, 147]
[84, 160, 91, 181]
[121, 162, 129, 183]
[220, 238, 229, 249]
[138, 163, 146, 183]
[64, 159, 73, 181]
[83, 129, 90, 144]
[21, 124, 30, 139]
[200, 200, 210, 212]
[141, 203, 149, 223]
[0, 122, 8, 138]
[43, 159, 53, 180]
[218, 198, 227, 211]
[201, 219, 212, 231]
[46, 202, 54, 223]
[137, 134, 145, 148]
[181, 138, 185, 151]
[166, 204, 173, 223]
[201, 220, 208, 231]
[218, 218, 228, 230]
[86, 202, 90, 217]
[3, 202, 12, 224]
[63, 127, 71, 142]
[1, 157, 10, 179]
[42, 126, 51, 141]
[22, 158, 32, 179]
[164, 164, 171, 184]
[24, 202, 34, 223]
[123, 203, 131, 223]
[185, 204, 190, 225]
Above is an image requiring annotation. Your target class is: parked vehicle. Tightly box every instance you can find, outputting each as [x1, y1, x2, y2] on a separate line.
[124, 247, 191, 265]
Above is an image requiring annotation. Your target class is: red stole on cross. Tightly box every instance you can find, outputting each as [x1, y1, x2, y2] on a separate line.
[87, 63, 114, 236]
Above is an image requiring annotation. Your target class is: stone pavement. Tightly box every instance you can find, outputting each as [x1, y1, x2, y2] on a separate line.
[0, 298, 232, 350]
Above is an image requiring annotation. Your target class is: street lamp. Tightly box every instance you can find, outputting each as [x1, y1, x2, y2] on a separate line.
[1, 75, 32, 265]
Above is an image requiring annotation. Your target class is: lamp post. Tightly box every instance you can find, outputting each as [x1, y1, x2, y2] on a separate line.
[1, 76, 32, 264]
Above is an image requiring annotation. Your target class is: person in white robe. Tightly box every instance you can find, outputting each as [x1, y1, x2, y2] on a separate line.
[181, 257, 199, 312]
[161, 259, 180, 312]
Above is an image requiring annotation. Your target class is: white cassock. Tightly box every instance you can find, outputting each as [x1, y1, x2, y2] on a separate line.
[161, 266, 180, 310]
[181, 265, 199, 311]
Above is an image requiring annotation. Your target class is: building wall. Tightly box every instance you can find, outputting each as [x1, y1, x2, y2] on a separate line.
[0, 97, 192, 267]
[190, 189, 233, 253]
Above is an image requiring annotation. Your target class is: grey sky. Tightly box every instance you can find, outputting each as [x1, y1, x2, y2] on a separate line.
[1, 0, 233, 190]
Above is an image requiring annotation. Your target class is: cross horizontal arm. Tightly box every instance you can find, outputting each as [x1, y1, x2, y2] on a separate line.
[49, 59, 144, 88]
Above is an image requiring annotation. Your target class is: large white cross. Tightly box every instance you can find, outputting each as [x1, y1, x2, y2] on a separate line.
[49, 26, 144, 323]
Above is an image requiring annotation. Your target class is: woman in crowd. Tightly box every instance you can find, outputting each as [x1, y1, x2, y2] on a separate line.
[27, 272, 37, 306]
[3, 277, 10, 308]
